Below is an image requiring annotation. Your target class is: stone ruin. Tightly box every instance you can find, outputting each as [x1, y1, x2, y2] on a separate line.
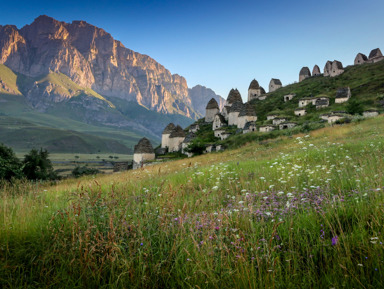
[354, 53, 368, 65]
[161, 123, 175, 149]
[368, 48, 383, 63]
[205, 98, 220, 122]
[299, 67, 311, 82]
[133, 137, 155, 169]
[237, 103, 257, 129]
[248, 80, 266, 101]
[269, 78, 282, 93]
[312, 65, 321, 76]
[324, 60, 344, 77]
[228, 101, 244, 126]
[168, 125, 186, 152]
[335, 87, 351, 104]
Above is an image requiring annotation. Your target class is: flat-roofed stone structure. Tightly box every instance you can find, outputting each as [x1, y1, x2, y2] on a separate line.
[299, 67, 311, 82]
[237, 103, 257, 129]
[279, 122, 297, 130]
[189, 124, 200, 133]
[267, 114, 278, 120]
[312, 65, 321, 76]
[259, 125, 276, 132]
[335, 87, 351, 103]
[168, 125, 186, 152]
[214, 128, 227, 138]
[269, 78, 282, 92]
[354, 53, 368, 65]
[294, 108, 306, 116]
[133, 138, 155, 169]
[272, 117, 287, 125]
[315, 97, 330, 109]
[161, 123, 175, 149]
[363, 110, 379, 118]
[284, 94, 296, 102]
[205, 98, 220, 122]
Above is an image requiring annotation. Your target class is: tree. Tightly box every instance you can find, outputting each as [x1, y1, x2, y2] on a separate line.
[0, 143, 22, 181]
[22, 148, 57, 180]
[184, 139, 206, 156]
[346, 99, 363, 115]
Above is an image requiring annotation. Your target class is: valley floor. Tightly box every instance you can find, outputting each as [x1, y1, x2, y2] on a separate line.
[1, 116, 384, 288]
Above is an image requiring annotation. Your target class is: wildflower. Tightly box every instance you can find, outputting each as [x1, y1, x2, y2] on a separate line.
[140, 243, 143, 246]
[332, 236, 338, 246]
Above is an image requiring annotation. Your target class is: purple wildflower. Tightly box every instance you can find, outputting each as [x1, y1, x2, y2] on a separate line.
[331, 236, 338, 246]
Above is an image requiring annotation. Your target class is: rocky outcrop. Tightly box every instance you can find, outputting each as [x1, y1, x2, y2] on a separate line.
[0, 15, 202, 119]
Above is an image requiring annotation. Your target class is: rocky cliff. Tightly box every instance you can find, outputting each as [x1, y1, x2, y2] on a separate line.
[0, 15, 199, 118]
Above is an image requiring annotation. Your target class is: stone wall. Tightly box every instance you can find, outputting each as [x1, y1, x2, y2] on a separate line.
[168, 136, 185, 152]
[205, 108, 219, 122]
[228, 112, 240, 126]
[133, 153, 155, 169]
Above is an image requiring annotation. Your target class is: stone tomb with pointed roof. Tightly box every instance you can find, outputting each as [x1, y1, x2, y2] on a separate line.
[205, 98, 220, 122]
[330, 61, 344, 77]
[335, 87, 351, 103]
[354, 53, 368, 65]
[248, 80, 266, 101]
[228, 101, 243, 126]
[299, 67, 311, 82]
[168, 125, 186, 152]
[312, 65, 321, 76]
[237, 103, 257, 129]
[368, 48, 384, 63]
[269, 78, 282, 93]
[133, 138, 155, 169]
[227, 89, 243, 107]
[161, 123, 176, 149]
[323, 61, 332, 77]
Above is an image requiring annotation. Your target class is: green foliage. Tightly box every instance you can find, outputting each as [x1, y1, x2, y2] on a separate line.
[184, 139, 206, 156]
[22, 149, 57, 181]
[0, 143, 22, 181]
[346, 99, 364, 115]
[71, 166, 100, 178]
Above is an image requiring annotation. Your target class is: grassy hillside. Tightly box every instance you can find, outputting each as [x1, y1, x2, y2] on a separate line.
[0, 116, 132, 153]
[1, 116, 384, 288]
[251, 60, 384, 123]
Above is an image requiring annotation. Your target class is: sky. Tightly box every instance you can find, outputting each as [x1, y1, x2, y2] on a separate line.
[1, 0, 384, 101]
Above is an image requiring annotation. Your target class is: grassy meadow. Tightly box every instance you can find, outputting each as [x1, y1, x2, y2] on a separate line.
[1, 116, 384, 288]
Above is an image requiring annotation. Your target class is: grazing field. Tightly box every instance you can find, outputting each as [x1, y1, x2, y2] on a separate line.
[1, 116, 384, 288]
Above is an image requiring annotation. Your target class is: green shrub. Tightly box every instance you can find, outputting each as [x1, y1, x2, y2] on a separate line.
[0, 143, 22, 181]
[71, 166, 100, 178]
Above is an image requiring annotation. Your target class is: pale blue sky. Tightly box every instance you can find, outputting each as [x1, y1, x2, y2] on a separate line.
[1, 0, 384, 100]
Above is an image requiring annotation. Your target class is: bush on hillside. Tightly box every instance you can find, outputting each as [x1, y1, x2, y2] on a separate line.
[72, 166, 100, 178]
[185, 139, 206, 156]
[22, 148, 57, 181]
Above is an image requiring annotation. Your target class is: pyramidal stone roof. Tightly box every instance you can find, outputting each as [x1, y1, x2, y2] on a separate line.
[169, 125, 186, 138]
[134, 138, 154, 154]
[162, 123, 176, 134]
[333, 60, 343, 69]
[369, 48, 382, 59]
[229, 101, 243, 113]
[312, 65, 321, 75]
[270, 78, 282, 85]
[227, 89, 243, 104]
[206, 98, 219, 109]
[356, 53, 368, 61]
[299, 67, 311, 76]
[248, 79, 260, 90]
[260, 87, 266, 94]
[238, 103, 257, 117]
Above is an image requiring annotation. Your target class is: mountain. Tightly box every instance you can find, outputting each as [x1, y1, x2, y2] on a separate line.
[188, 85, 225, 115]
[0, 15, 223, 152]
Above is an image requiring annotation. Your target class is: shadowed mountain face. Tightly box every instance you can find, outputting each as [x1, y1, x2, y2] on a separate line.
[0, 15, 223, 119]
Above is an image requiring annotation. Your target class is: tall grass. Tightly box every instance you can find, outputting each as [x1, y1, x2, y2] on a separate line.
[1, 117, 384, 288]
